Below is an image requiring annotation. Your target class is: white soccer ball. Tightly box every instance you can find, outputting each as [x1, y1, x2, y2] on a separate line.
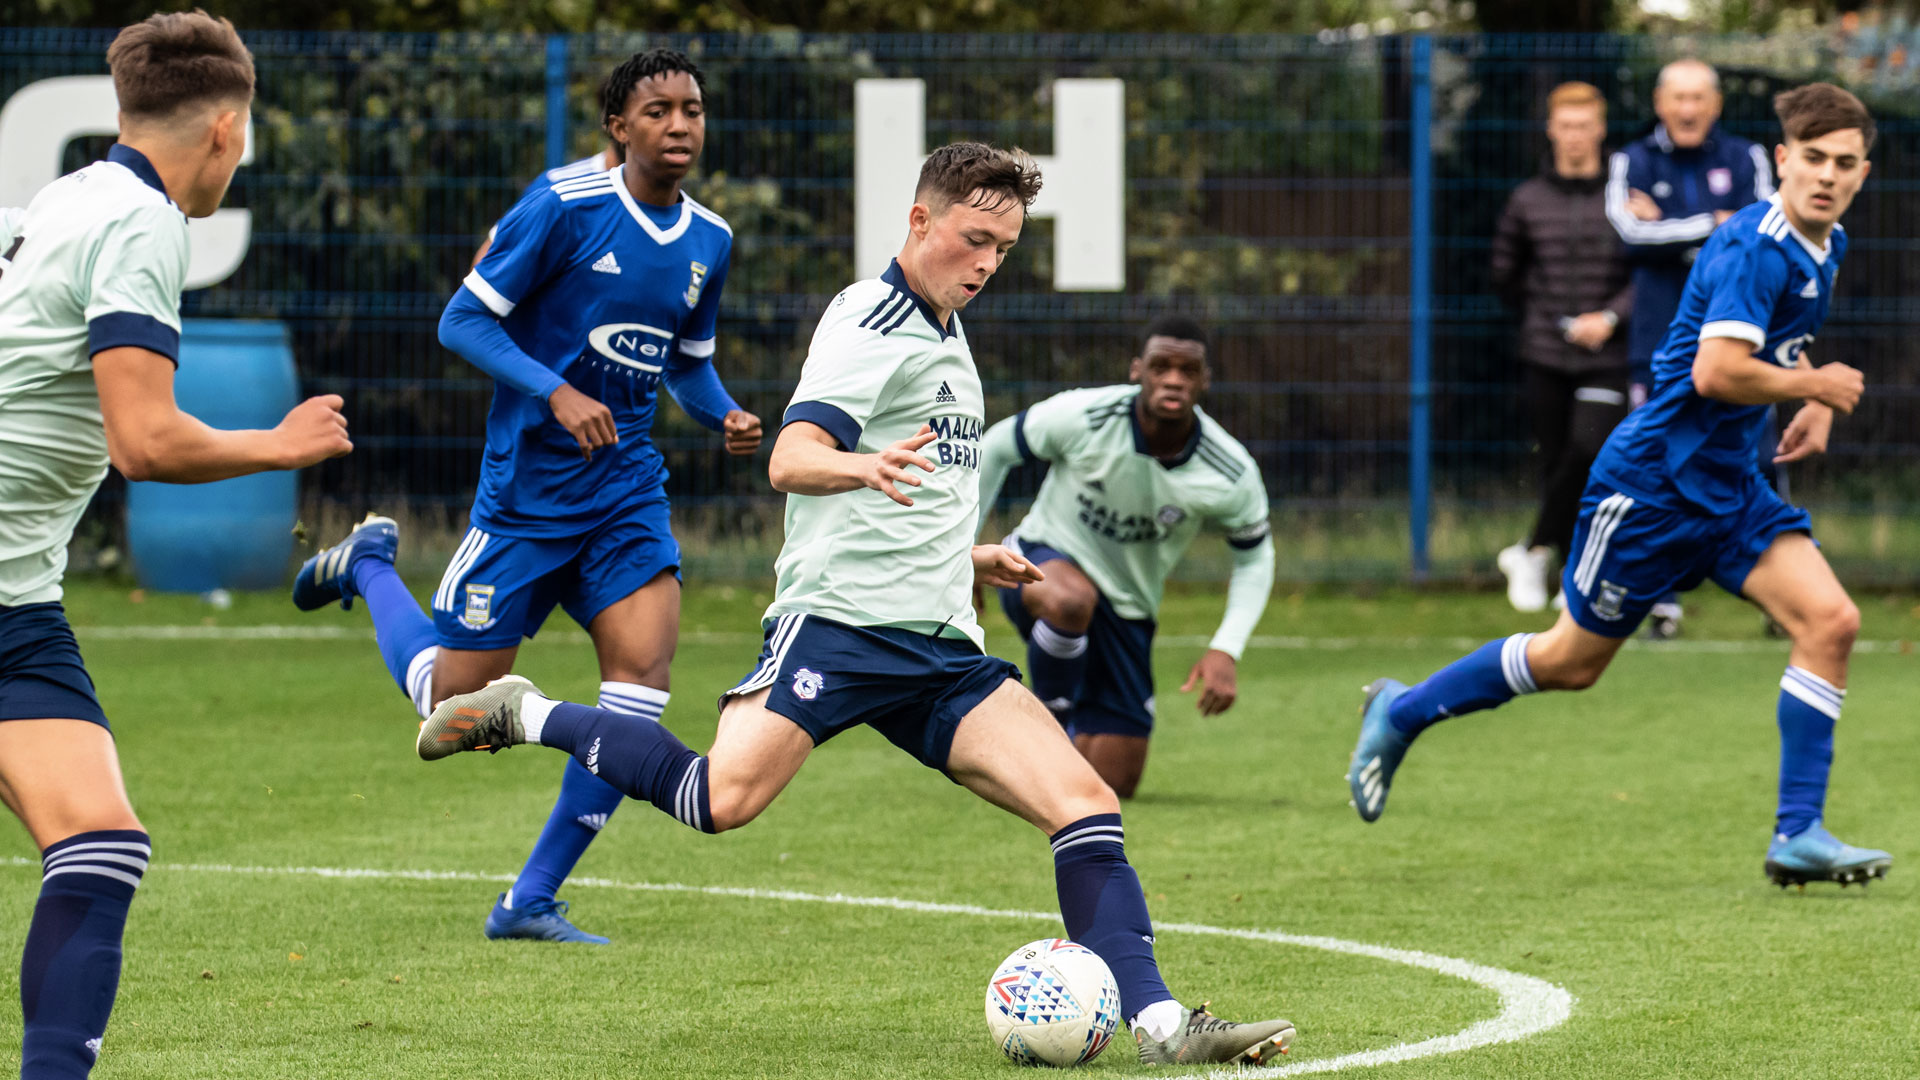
[984, 938, 1121, 1067]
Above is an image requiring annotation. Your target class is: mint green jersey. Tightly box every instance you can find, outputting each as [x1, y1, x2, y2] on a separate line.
[980, 385, 1270, 623]
[767, 261, 987, 647]
[0, 148, 189, 605]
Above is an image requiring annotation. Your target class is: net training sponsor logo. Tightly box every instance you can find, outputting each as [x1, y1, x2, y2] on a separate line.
[582, 322, 674, 382]
[461, 584, 499, 630]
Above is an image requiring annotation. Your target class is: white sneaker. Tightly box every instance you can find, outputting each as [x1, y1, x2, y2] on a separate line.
[1497, 543, 1551, 613]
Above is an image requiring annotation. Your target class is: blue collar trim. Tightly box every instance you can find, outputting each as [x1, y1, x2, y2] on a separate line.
[882, 260, 954, 339]
[1129, 392, 1202, 468]
[107, 144, 172, 203]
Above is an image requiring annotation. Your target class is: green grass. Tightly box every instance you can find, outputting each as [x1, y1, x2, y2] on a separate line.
[7, 580, 1919, 1078]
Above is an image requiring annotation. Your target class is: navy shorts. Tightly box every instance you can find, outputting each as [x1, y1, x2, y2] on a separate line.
[431, 491, 681, 649]
[999, 538, 1158, 739]
[721, 614, 1021, 771]
[0, 603, 109, 729]
[1563, 479, 1813, 638]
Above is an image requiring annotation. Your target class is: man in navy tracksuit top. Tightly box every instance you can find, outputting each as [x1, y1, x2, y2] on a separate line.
[1606, 58, 1773, 637]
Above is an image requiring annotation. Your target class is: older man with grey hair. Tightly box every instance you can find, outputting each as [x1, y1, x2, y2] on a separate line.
[1605, 57, 1773, 638]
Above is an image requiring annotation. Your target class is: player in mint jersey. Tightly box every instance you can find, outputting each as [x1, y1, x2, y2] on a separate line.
[291, 49, 762, 943]
[976, 318, 1274, 798]
[0, 16, 353, 1076]
[1346, 84, 1890, 889]
[418, 143, 1297, 1066]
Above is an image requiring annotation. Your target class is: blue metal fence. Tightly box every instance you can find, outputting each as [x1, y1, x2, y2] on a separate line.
[3, 30, 1915, 583]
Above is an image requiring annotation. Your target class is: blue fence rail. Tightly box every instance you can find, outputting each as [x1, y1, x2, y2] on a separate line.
[2, 30, 1915, 582]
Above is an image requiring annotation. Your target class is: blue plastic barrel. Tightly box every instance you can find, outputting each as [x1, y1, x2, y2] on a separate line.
[126, 319, 299, 592]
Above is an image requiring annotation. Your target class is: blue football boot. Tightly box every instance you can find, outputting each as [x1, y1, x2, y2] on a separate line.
[291, 513, 397, 612]
[1765, 821, 1892, 889]
[484, 893, 610, 945]
[1347, 678, 1411, 823]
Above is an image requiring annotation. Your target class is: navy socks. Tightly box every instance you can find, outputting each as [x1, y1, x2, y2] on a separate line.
[1027, 620, 1090, 716]
[1050, 814, 1172, 1019]
[535, 702, 713, 833]
[21, 830, 150, 1079]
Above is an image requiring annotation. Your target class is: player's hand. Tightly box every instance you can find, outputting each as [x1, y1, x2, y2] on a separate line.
[1626, 189, 1662, 221]
[862, 424, 937, 506]
[549, 383, 618, 460]
[1564, 312, 1615, 351]
[1774, 402, 1834, 464]
[272, 394, 353, 468]
[1714, 209, 1735, 226]
[972, 545, 1043, 589]
[1808, 362, 1864, 415]
[1180, 649, 1238, 716]
[723, 409, 763, 456]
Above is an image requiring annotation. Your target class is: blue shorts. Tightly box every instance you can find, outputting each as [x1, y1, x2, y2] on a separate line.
[0, 603, 109, 729]
[721, 614, 1021, 772]
[1563, 480, 1812, 638]
[431, 492, 681, 650]
[999, 538, 1158, 739]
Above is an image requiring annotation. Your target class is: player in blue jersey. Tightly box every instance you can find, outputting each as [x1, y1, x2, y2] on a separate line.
[1346, 84, 1890, 889]
[291, 49, 762, 941]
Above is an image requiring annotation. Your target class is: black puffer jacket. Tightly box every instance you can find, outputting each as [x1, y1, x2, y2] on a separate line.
[1490, 166, 1634, 374]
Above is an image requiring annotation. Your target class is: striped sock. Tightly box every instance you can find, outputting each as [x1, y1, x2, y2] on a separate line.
[1389, 632, 1539, 737]
[1776, 666, 1843, 838]
[535, 701, 712, 833]
[1050, 814, 1173, 1021]
[506, 684, 666, 906]
[21, 829, 151, 1078]
[350, 556, 439, 718]
[1028, 620, 1090, 716]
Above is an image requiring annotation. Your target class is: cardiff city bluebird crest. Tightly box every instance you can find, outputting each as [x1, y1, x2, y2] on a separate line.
[792, 667, 824, 701]
[684, 260, 709, 308]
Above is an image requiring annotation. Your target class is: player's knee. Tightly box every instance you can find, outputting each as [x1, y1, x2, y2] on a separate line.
[1803, 599, 1860, 657]
[1030, 580, 1097, 633]
[1058, 771, 1121, 823]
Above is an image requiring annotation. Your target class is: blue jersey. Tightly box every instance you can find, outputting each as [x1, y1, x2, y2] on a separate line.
[1592, 196, 1844, 516]
[460, 165, 733, 537]
[521, 153, 610, 201]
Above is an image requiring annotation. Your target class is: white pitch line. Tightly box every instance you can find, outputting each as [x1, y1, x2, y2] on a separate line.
[73, 622, 1920, 655]
[1, 856, 1572, 1075]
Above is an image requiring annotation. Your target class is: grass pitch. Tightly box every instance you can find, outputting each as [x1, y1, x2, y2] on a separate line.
[5, 580, 1918, 1078]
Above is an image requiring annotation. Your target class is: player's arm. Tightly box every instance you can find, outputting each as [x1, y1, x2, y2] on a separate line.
[1691, 337, 1860, 410]
[975, 413, 1025, 535]
[663, 249, 760, 454]
[94, 350, 350, 482]
[1775, 353, 1838, 464]
[768, 420, 935, 504]
[1182, 497, 1275, 717]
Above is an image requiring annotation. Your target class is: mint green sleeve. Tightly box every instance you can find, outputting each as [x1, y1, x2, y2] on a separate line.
[783, 302, 901, 452]
[976, 414, 1022, 536]
[1209, 468, 1274, 659]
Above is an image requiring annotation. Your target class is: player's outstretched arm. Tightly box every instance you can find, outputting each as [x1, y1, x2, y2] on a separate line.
[1183, 535, 1275, 716]
[93, 348, 351, 483]
[975, 414, 1023, 536]
[1691, 337, 1863, 412]
[768, 421, 935, 505]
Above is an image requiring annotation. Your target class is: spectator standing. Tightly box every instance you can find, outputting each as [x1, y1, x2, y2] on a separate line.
[1492, 82, 1633, 613]
[1606, 58, 1774, 637]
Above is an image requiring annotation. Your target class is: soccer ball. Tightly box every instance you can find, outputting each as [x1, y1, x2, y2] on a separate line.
[984, 938, 1121, 1067]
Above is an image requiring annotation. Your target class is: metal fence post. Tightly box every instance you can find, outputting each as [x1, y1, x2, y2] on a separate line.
[544, 35, 569, 171]
[1408, 34, 1434, 581]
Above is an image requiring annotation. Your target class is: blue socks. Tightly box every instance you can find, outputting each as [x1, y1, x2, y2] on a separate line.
[350, 556, 438, 716]
[21, 829, 150, 1079]
[1389, 633, 1540, 737]
[1050, 814, 1172, 1020]
[1776, 666, 1842, 838]
[531, 700, 713, 833]
[505, 683, 666, 907]
[1027, 620, 1090, 716]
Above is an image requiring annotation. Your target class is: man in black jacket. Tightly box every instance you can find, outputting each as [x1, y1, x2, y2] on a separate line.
[1491, 81, 1633, 613]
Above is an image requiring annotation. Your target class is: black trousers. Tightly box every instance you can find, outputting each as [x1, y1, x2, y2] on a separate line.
[1524, 365, 1630, 556]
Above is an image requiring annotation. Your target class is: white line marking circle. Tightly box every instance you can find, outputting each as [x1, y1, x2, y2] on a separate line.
[5, 857, 1573, 1075]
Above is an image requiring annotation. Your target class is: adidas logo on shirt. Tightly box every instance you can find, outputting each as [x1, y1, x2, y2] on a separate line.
[592, 251, 621, 275]
[1799, 278, 1819, 299]
[934, 381, 957, 405]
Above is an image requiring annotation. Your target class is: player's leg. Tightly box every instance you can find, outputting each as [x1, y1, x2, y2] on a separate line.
[1071, 734, 1147, 799]
[1001, 542, 1098, 716]
[1502, 366, 1572, 612]
[1726, 526, 1888, 886]
[1063, 600, 1158, 798]
[0, 605, 150, 1079]
[1348, 487, 1681, 821]
[944, 680, 1292, 1065]
[292, 514, 444, 717]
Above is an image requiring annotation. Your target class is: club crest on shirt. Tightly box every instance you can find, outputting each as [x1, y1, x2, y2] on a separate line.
[791, 667, 824, 701]
[1707, 167, 1733, 196]
[1591, 580, 1628, 622]
[462, 584, 498, 630]
[684, 260, 709, 308]
[1157, 504, 1187, 527]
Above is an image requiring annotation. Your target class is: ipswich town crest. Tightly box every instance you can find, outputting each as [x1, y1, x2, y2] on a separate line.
[684, 260, 709, 308]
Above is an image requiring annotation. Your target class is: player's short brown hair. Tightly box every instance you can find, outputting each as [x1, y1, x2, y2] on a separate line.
[107, 10, 254, 120]
[1547, 81, 1606, 122]
[914, 142, 1043, 216]
[1774, 82, 1875, 151]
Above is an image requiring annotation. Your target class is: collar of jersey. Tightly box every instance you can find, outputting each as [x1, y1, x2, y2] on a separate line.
[1763, 193, 1833, 264]
[608, 164, 692, 245]
[881, 260, 955, 339]
[1651, 123, 1720, 155]
[107, 143, 172, 205]
[1128, 392, 1203, 468]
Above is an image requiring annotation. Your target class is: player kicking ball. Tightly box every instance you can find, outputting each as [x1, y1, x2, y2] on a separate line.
[0, 14, 352, 1076]
[419, 143, 1295, 1065]
[291, 49, 760, 944]
[976, 317, 1274, 797]
[1346, 84, 1890, 890]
